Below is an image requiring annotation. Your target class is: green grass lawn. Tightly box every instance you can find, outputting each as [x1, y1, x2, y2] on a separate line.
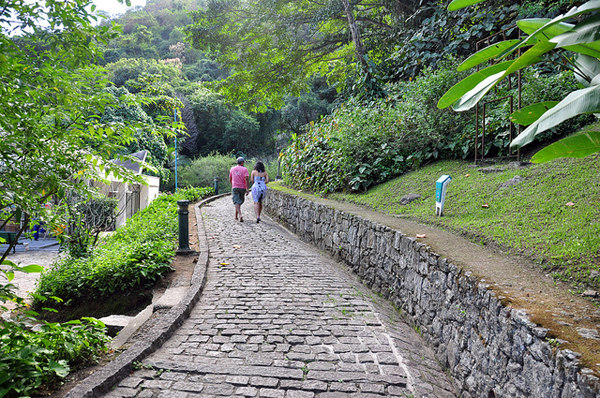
[328, 155, 600, 292]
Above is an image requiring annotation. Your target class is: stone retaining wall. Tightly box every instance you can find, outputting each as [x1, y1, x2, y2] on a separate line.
[264, 190, 597, 398]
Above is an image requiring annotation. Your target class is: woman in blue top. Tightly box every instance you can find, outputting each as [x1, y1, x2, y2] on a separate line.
[251, 161, 269, 223]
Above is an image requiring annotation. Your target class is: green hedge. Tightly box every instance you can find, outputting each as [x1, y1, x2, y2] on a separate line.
[35, 187, 214, 304]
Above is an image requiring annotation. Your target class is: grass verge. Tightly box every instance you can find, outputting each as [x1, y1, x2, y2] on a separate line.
[324, 155, 600, 293]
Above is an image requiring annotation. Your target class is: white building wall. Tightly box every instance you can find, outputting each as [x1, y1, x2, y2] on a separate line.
[140, 175, 160, 211]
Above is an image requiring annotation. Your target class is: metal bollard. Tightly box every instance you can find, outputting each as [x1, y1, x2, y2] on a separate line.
[177, 200, 190, 251]
[214, 176, 219, 195]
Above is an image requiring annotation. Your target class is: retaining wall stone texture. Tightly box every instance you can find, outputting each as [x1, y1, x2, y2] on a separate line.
[264, 190, 598, 398]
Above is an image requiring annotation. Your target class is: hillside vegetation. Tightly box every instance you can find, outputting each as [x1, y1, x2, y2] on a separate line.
[327, 152, 600, 294]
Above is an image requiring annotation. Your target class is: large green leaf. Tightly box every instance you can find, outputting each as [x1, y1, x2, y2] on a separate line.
[517, 18, 574, 37]
[516, 18, 600, 62]
[503, 41, 554, 76]
[18, 264, 43, 273]
[458, 40, 521, 71]
[511, 84, 600, 148]
[551, 13, 600, 58]
[48, 359, 69, 377]
[438, 61, 512, 109]
[531, 131, 600, 162]
[452, 71, 505, 111]
[449, 44, 547, 112]
[490, 19, 572, 61]
[447, 0, 486, 11]
[510, 101, 559, 126]
[573, 54, 600, 87]
[499, 7, 597, 59]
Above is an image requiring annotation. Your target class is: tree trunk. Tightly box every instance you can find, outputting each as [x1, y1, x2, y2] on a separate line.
[341, 0, 369, 70]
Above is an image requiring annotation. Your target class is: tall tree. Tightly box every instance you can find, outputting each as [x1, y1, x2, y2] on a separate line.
[183, 0, 409, 110]
[0, 0, 180, 262]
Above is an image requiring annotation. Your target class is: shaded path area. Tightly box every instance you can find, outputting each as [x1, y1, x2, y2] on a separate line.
[102, 196, 456, 397]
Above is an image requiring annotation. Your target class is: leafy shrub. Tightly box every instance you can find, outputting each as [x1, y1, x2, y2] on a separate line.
[55, 194, 119, 258]
[179, 153, 279, 192]
[35, 187, 213, 304]
[282, 53, 598, 193]
[281, 57, 473, 192]
[179, 152, 236, 192]
[0, 317, 109, 397]
[281, 128, 345, 193]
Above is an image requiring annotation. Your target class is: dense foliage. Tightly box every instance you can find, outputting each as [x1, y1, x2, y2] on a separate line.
[439, 0, 600, 160]
[0, 316, 109, 398]
[179, 154, 279, 192]
[282, 57, 586, 192]
[35, 187, 213, 305]
[0, 0, 184, 263]
[97, 0, 325, 160]
[53, 195, 119, 258]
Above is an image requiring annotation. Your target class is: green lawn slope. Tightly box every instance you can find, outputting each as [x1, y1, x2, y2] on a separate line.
[327, 154, 600, 294]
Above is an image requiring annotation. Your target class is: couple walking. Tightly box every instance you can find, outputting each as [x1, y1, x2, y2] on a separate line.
[229, 157, 269, 223]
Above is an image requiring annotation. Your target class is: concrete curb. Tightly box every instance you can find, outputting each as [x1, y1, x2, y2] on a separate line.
[65, 193, 228, 398]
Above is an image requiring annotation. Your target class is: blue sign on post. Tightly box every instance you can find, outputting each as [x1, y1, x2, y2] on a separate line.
[435, 175, 452, 216]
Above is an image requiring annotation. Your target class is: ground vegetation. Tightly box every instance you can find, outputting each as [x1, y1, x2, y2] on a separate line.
[327, 149, 600, 294]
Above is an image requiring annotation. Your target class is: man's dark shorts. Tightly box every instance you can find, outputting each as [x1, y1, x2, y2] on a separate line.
[232, 188, 246, 205]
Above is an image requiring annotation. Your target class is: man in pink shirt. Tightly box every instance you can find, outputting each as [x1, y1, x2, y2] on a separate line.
[229, 157, 250, 222]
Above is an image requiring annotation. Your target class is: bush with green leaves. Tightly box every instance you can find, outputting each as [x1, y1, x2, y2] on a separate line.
[179, 153, 279, 192]
[54, 194, 119, 258]
[281, 57, 473, 192]
[35, 187, 213, 304]
[179, 152, 237, 192]
[281, 51, 598, 192]
[281, 128, 346, 193]
[0, 316, 109, 398]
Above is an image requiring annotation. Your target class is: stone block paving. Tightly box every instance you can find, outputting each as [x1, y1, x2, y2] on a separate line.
[103, 197, 456, 398]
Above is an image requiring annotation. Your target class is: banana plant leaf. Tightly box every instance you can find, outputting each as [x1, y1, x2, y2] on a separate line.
[511, 84, 600, 148]
[438, 61, 512, 109]
[448, 0, 487, 11]
[517, 18, 573, 37]
[573, 54, 600, 87]
[498, 1, 600, 60]
[531, 131, 600, 162]
[450, 44, 547, 112]
[503, 41, 554, 76]
[551, 13, 600, 58]
[458, 40, 521, 71]
[451, 71, 505, 111]
[510, 101, 559, 126]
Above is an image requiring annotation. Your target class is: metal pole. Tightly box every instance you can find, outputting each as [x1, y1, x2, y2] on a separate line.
[177, 200, 190, 251]
[214, 176, 219, 195]
[174, 109, 178, 193]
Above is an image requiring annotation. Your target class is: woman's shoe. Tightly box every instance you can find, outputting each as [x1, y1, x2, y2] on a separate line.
[256, 218, 260, 223]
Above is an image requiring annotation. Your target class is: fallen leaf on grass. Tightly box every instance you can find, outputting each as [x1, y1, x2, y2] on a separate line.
[566, 202, 575, 207]
[465, 174, 470, 177]
[416, 234, 426, 239]
[482, 204, 489, 208]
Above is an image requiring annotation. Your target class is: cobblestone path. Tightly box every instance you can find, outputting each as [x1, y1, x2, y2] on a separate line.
[104, 197, 456, 398]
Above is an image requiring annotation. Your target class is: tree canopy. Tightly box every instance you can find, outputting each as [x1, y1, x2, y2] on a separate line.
[0, 0, 181, 262]
[182, 0, 411, 110]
